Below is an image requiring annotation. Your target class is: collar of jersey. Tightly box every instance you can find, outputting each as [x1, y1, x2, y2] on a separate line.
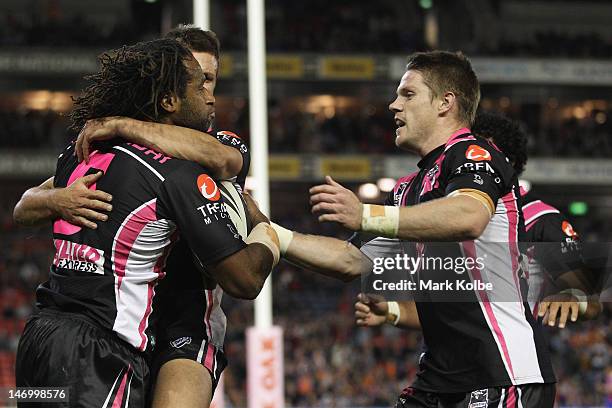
[416, 128, 472, 169]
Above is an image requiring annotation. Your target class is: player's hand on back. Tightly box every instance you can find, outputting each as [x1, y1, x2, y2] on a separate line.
[54, 172, 113, 229]
[76, 117, 128, 163]
[310, 175, 363, 231]
[354, 293, 388, 327]
[243, 192, 270, 226]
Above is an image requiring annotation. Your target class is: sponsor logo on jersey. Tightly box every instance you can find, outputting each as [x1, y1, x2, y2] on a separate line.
[465, 145, 491, 161]
[454, 161, 496, 175]
[52, 239, 105, 274]
[196, 202, 231, 225]
[170, 336, 192, 349]
[562, 220, 577, 238]
[468, 389, 488, 408]
[197, 174, 221, 201]
[217, 130, 240, 139]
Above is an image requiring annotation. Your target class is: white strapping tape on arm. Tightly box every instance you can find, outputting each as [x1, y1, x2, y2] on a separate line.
[270, 222, 294, 256]
[245, 222, 281, 267]
[386, 301, 401, 326]
[361, 204, 400, 238]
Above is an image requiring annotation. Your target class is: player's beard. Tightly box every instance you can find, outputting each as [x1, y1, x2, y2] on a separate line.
[175, 106, 215, 133]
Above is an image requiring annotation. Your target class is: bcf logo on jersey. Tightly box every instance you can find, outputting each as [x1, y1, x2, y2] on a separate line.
[465, 145, 491, 161]
[197, 174, 220, 201]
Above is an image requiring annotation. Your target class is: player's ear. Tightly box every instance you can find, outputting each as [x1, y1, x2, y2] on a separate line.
[160, 92, 180, 114]
[438, 91, 456, 116]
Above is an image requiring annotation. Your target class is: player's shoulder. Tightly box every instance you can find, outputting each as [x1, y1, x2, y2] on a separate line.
[444, 132, 514, 175]
[113, 141, 215, 179]
[215, 129, 247, 148]
[521, 189, 565, 225]
[445, 133, 505, 161]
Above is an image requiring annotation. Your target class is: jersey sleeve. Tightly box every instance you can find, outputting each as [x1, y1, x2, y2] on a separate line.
[359, 237, 406, 261]
[157, 162, 247, 267]
[215, 130, 250, 189]
[531, 213, 582, 279]
[444, 139, 513, 213]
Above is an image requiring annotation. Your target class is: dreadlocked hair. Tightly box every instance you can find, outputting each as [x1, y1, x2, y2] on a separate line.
[70, 38, 193, 131]
[473, 111, 528, 176]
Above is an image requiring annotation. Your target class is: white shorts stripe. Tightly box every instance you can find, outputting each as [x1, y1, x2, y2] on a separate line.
[196, 339, 206, 364]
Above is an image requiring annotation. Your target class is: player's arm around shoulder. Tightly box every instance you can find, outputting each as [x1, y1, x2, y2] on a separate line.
[13, 173, 113, 229]
[75, 117, 243, 180]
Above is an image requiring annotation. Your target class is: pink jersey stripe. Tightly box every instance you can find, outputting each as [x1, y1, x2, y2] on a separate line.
[135, 232, 178, 350]
[463, 241, 516, 380]
[112, 200, 158, 293]
[111, 364, 132, 408]
[420, 154, 445, 196]
[444, 127, 474, 151]
[204, 343, 215, 371]
[505, 385, 517, 408]
[502, 191, 523, 304]
[53, 151, 116, 236]
[393, 172, 418, 206]
[394, 172, 418, 192]
[137, 281, 155, 351]
[522, 200, 559, 225]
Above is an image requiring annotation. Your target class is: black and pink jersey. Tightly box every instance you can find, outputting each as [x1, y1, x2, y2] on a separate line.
[152, 130, 250, 364]
[383, 129, 555, 392]
[38, 140, 246, 352]
[520, 188, 581, 315]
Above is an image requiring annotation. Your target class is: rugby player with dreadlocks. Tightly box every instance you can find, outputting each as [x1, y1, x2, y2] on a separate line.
[13, 38, 280, 407]
[14, 26, 255, 407]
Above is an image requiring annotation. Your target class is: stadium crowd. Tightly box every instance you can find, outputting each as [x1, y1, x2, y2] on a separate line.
[2, 1, 612, 58]
[1, 106, 611, 158]
[0, 205, 609, 406]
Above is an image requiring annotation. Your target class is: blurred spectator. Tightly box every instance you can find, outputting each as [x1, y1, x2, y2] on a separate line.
[1, 104, 611, 158]
[3, 2, 612, 57]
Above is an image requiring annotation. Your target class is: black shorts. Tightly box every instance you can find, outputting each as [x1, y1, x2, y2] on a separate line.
[15, 309, 149, 408]
[150, 257, 228, 394]
[151, 334, 228, 392]
[394, 383, 556, 408]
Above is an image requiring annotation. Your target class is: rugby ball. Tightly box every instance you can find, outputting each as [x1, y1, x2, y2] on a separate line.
[219, 180, 250, 238]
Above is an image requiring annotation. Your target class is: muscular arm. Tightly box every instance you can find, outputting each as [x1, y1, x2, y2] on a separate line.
[203, 194, 280, 300]
[283, 232, 371, 282]
[311, 176, 490, 241]
[13, 173, 112, 229]
[76, 117, 243, 180]
[208, 241, 276, 300]
[395, 195, 489, 241]
[13, 177, 57, 226]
